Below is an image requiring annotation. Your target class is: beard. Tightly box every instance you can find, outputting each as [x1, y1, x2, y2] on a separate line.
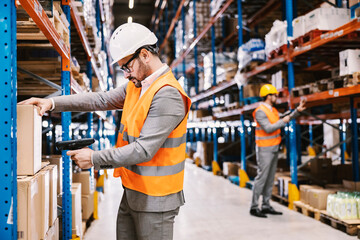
[128, 59, 150, 88]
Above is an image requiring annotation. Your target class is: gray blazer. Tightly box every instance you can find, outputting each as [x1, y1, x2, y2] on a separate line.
[52, 72, 186, 212]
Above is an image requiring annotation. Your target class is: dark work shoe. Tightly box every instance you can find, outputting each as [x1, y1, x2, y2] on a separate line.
[250, 208, 267, 218]
[261, 206, 283, 215]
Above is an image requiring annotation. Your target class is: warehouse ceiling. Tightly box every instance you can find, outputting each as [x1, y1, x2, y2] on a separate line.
[112, 0, 155, 28]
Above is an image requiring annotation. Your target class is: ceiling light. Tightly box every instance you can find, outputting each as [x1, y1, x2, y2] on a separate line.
[128, 16, 133, 23]
[129, 0, 134, 9]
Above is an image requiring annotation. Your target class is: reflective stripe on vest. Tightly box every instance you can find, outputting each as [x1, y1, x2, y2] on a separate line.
[125, 160, 185, 176]
[113, 69, 191, 196]
[253, 104, 282, 147]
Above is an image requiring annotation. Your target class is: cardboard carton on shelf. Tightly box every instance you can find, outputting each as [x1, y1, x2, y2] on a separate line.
[72, 183, 83, 239]
[73, 171, 95, 195]
[42, 155, 63, 195]
[308, 188, 336, 210]
[17, 105, 42, 176]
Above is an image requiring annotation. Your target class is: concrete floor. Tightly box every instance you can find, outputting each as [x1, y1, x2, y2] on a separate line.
[84, 162, 356, 240]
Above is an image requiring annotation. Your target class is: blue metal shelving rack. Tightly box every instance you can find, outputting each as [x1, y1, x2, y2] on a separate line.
[0, 0, 17, 238]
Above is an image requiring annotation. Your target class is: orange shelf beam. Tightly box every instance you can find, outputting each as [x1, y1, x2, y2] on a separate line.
[170, 0, 234, 68]
[19, 0, 70, 61]
[291, 18, 360, 58]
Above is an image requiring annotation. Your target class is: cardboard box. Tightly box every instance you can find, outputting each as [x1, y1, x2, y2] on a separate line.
[72, 183, 83, 238]
[223, 162, 240, 176]
[17, 174, 42, 240]
[343, 180, 360, 191]
[38, 168, 50, 238]
[82, 193, 94, 220]
[299, 185, 323, 204]
[44, 218, 59, 240]
[43, 165, 58, 227]
[73, 171, 95, 195]
[43, 155, 63, 195]
[310, 157, 332, 175]
[308, 189, 336, 210]
[304, 8, 350, 34]
[17, 105, 42, 175]
[339, 49, 360, 76]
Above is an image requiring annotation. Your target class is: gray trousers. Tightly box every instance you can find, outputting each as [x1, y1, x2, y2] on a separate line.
[250, 149, 278, 210]
[117, 194, 180, 240]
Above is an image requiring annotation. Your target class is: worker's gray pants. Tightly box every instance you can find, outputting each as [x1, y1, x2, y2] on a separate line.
[117, 193, 180, 240]
[250, 149, 278, 210]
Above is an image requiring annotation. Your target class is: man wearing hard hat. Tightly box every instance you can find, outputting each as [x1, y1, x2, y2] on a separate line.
[250, 84, 305, 218]
[20, 23, 191, 240]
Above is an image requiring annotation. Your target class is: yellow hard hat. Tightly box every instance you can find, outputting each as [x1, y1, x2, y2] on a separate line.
[259, 84, 278, 97]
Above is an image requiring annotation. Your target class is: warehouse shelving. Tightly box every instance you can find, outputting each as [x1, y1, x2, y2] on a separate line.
[0, 0, 115, 239]
[165, 0, 360, 206]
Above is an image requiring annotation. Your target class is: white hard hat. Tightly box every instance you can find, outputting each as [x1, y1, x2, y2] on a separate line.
[109, 22, 158, 65]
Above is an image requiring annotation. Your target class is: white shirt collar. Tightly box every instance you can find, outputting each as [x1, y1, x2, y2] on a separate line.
[140, 64, 168, 97]
[262, 102, 272, 110]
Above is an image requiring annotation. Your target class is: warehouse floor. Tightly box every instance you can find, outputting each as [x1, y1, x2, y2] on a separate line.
[84, 161, 355, 240]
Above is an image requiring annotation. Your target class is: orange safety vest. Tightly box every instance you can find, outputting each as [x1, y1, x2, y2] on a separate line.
[114, 70, 191, 197]
[253, 104, 282, 147]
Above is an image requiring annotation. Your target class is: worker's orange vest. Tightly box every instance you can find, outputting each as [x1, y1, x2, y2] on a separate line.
[114, 70, 191, 196]
[253, 104, 282, 147]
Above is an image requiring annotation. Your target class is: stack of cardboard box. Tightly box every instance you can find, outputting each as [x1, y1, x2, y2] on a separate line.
[17, 105, 59, 239]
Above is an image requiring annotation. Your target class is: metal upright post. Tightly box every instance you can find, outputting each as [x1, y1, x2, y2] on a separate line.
[193, 0, 199, 95]
[211, 23, 217, 88]
[286, 0, 298, 186]
[87, 60, 93, 139]
[173, 0, 178, 78]
[237, 0, 246, 172]
[181, 6, 186, 93]
[0, 1, 17, 238]
[213, 127, 218, 164]
[350, 97, 359, 181]
[309, 124, 313, 147]
[61, 1, 72, 239]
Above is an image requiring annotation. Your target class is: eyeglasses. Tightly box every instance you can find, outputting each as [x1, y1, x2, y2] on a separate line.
[120, 50, 141, 73]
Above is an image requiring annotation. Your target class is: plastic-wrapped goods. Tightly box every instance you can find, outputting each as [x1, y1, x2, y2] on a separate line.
[210, 0, 226, 16]
[237, 39, 266, 72]
[304, 8, 350, 34]
[327, 192, 360, 220]
[339, 49, 360, 76]
[203, 52, 237, 90]
[292, 16, 306, 39]
[265, 20, 288, 58]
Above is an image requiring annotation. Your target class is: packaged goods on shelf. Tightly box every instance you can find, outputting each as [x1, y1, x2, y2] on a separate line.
[223, 162, 240, 177]
[327, 192, 360, 220]
[42, 165, 58, 227]
[193, 142, 214, 167]
[278, 176, 292, 198]
[237, 39, 266, 72]
[72, 183, 83, 239]
[203, 52, 237, 90]
[243, 83, 265, 98]
[299, 185, 323, 204]
[339, 49, 360, 76]
[42, 155, 63, 195]
[44, 218, 59, 240]
[73, 171, 95, 195]
[292, 16, 305, 39]
[304, 7, 350, 34]
[38, 169, 50, 238]
[210, 0, 226, 16]
[271, 71, 284, 90]
[265, 20, 287, 58]
[17, 173, 42, 240]
[81, 193, 95, 220]
[308, 188, 336, 210]
[17, 105, 42, 176]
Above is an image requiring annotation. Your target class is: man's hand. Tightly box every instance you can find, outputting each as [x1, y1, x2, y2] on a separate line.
[297, 99, 306, 112]
[282, 115, 290, 123]
[67, 148, 94, 169]
[18, 97, 52, 116]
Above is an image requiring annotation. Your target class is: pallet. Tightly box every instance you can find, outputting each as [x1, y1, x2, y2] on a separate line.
[271, 193, 288, 206]
[269, 44, 288, 59]
[293, 201, 321, 220]
[292, 30, 327, 48]
[291, 83, 318, 97]
[320, 210, 360, 236]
